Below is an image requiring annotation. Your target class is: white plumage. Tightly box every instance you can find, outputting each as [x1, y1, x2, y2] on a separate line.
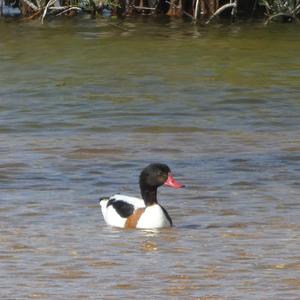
[99, 194, 144, 228]
[99, 164, 184, 229]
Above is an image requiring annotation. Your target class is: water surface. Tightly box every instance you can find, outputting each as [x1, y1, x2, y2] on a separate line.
[0, 19, 300, 299]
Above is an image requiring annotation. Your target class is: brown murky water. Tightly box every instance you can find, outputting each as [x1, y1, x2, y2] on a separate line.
[1, 19, 300, 299]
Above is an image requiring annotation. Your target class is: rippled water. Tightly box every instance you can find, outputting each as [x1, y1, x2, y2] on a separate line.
[1, 19, 300, 299]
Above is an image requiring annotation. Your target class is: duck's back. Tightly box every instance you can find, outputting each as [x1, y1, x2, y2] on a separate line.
[99, 195, 172, 229]
[99, 194, 145, 228]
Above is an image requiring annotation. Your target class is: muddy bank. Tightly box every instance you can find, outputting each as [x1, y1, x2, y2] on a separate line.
[1, 0, 300, 24]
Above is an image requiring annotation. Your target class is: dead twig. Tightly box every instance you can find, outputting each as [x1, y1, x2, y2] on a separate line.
[132, 5, 156, 10]
[23, 9, 42, 19]
[194, 0, 200, 20]
[41, 0, 57, 23]
[55, 6, 81, 16]
[263, 0, 300, 24]
[264, 11, 300, 24]
[21, 0, 39, 11]
[205, 1, 236, 24]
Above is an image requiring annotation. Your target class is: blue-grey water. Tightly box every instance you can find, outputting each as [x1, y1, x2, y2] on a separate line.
[1, 19, 300, 299]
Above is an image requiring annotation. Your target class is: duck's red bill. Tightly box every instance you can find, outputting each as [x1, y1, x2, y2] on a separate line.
[164, 173, 185, 189]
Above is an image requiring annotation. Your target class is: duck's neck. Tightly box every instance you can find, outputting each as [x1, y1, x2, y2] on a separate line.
[140, 183, 158, 206]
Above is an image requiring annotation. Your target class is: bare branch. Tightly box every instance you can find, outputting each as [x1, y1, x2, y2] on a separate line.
[41, 0, 56, 23]
[55, 6, 81, 16]
[205, 2, 236, 24]
[21, 0, 39, 11]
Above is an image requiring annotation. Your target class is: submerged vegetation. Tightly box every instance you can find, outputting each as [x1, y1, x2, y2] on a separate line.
[0, 0, 300, 23]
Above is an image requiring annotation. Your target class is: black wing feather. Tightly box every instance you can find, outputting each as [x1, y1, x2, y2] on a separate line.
[107, 199, 134, 218]
[159, 204, 173, 226]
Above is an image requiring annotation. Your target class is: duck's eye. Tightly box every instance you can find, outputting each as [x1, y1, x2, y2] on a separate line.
[157, 173, 167, 182]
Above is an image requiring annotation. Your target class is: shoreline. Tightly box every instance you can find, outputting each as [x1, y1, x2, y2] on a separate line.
[1, 0, 300, 25]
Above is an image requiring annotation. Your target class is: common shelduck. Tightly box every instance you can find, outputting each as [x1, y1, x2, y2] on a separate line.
[99, 163, 184, 229]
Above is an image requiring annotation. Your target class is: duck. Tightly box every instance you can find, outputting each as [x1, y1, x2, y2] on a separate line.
[99, 163, 184, 229]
